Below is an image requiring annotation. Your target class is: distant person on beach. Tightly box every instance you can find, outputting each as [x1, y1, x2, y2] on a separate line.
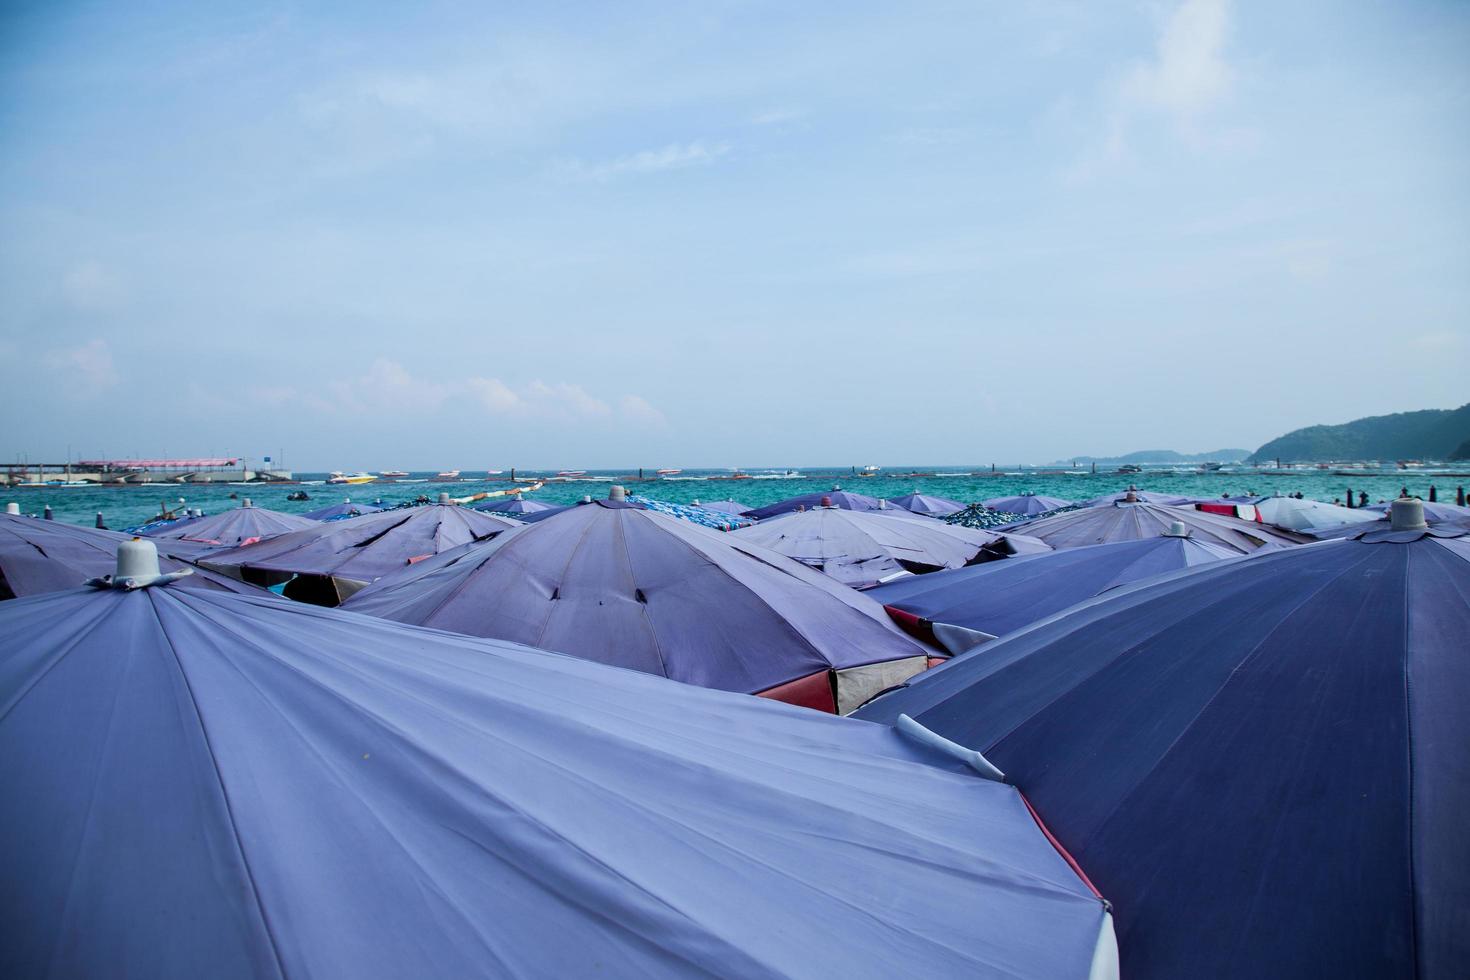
[1359, 491, 1369, 508]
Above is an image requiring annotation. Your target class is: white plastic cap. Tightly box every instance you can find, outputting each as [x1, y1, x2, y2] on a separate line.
[116, 537, 162, 579]
[438, 492, 451, 505]
[608, 485, 627, 501]
[242, 498, 253, 508]
[1390, 497, 1427, 531]
[1162, 520, 1191, 538]
[1123, 490, 1139, 503]
[4, 502, 18, 515]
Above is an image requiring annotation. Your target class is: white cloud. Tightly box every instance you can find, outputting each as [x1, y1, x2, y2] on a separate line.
[62, 261, 121, 311]
[556, 140, 731, 181]
[1122, 0, 1233, 117]
[44, 339, 119, 390]
[268, 359, 652, 423]
[619, 394, 667, 426]
[1067, 0, 1243, 180]
[751, 107, 804, 126]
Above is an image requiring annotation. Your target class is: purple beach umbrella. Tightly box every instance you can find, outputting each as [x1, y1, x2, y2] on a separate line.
[300, 498, 384, 521]
[998, 498, 1309, 553]
[731, 506, 1050, 590]
[201, 498, 519, 604]
[873, 530, 1236, 653]
[0, 513, 271, 599]
[856, 500, 1470, 980]
[140, 499, 316, 547]
[886, 492, 966, 517]
[981, 493, 1074, 516]
[744, 488, 884, 520]
[343, 498, 936, 714]
[0, 543, 1116, 979]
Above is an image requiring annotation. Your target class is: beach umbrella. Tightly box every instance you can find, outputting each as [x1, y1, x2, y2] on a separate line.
[1364, 498, 1470, 524]
[0, 513, 270, 599]
[300, 498, 384, 521]
[344, 496, 935, 713]
[744, 488, 884, 520]
[996, 497, 1308, 553]
[627, 495, 755, 531]
[693, 497, 752, 516]
[471, 496, 559, 515]
[886, 492, 966, 517]
[1246, 495, 1381, 532]
[140, 499, 316, 547]
[731, 506, 1050, 590]
[1077, 486, 1193, 507]
[856, 500, 1470, 980]
[873, 528, 1237, 653]
[0, 540, 1117, 979]
[981, 493, 1074, 516]
[201, 497, 518, 604]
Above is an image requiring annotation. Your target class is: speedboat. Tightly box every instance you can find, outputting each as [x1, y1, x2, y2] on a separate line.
[433, 470, 461, 481]
[328, 472, 377, 485]
[379, 470, 409, 479]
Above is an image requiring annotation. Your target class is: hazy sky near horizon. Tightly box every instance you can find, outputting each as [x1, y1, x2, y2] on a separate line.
[2, 0, 1467, 469]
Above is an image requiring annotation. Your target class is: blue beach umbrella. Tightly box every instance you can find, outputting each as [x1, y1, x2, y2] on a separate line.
[872, 530, 1236, 652]
[886, 492, 966, 517]
[1077, 487, 1193, 507]
[745, 488, 884, 520]
[0, 541, 1115, 979]
[1364, 498, 1470, 524]
[857, 500, 1470, 980]
[344, 496, 932, 713]
[981, 493, 1074, 516]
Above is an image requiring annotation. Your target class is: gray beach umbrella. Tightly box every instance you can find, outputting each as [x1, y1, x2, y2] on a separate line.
[886, 492, 967, 517]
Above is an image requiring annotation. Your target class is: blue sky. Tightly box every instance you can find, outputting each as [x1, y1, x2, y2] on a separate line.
[2, 0, 1467, 469]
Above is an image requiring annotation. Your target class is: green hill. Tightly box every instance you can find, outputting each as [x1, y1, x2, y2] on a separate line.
[1250, 403, 1470, 463]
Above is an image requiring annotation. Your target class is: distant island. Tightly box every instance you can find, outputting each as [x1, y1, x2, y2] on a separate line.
[1249, 403, 1470, 463]
[1049, 449, 1251, 466]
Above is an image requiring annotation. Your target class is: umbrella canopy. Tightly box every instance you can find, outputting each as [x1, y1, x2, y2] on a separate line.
[745, 488, 884, 520]
[997, 500, 1308, 553]
[201, 503, 519, 604]
[0, 514, 269, 599]
[0, 567, 1116, 979]
[301, 498, 384, 521]
[872, 532, 1237, 653]
[627, 495, 755, 531]
[693, 498, 752, 516]
[140, 501, 316, 547]
[1078, 487, 1193, 507]
[1246, 495, 1381, 532]
[981, 493, 1074, 516]
[344, 501, 935, 713]
[886, 492, 966, 517]
[857, 505, 1470, 980]
[471, 496, 559, 515]
[1365, 498, 1470, 524]
[731, 507, 1050, 590]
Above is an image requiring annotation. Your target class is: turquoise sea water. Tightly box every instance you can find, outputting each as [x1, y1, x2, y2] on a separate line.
[7, 466, 1465, 529]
